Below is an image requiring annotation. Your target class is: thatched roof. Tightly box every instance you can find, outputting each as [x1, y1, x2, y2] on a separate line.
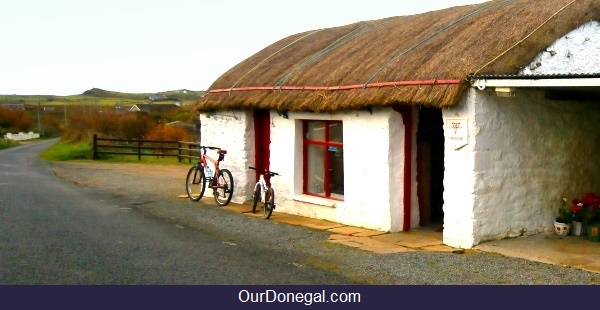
[198, 0, 599, 112]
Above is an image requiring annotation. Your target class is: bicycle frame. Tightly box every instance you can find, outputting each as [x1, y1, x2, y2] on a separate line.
[256, 173, 272, 201]
[198, 146, 225, 187]
[187, 146, 234, 207]
[249, 166, 278, 218]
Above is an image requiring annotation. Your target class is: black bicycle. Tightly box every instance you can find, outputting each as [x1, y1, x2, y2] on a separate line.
[186, 146, 234, 206]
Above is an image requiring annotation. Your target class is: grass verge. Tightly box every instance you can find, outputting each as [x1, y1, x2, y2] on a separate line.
[40, 141, 93, 161]
[0, 138, 20, 150]
[40, 140, 190, 165]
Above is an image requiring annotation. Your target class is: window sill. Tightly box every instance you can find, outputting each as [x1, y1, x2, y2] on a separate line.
[293, 194, 342, 208]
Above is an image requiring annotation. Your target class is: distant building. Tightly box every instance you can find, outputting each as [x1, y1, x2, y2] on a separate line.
[148, 94, 167, 101]
[129, 103, 178, 113]
[113, 103, 132, 112]
[0, 103, 25, 111]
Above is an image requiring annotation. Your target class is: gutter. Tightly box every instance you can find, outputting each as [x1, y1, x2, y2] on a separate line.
[471, 77, 600, 89]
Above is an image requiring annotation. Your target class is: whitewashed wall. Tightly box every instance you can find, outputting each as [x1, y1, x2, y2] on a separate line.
[444, 21, 600, 248]
[198, 110, 254, 204]
[270, 108, 414, 231]
[444, 89, 600, 248]
[522, 21, 600, 75]
[4, 132, 40, 141]
[199, 107, 417, 231]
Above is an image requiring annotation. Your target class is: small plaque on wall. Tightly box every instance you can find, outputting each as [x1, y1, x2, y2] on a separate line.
[445, 118, 468, 150]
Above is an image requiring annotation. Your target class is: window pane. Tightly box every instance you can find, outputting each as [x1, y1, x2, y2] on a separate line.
[307, 144, 325, 195]
[328, 146, 344, 196]
[329, 122, 343, 143]
[306, 121, 325, 141]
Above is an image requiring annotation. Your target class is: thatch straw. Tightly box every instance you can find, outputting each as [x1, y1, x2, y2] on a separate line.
[198, 0, 599, 112]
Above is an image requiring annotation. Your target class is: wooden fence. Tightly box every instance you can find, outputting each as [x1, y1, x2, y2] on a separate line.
[92, 134, 201, 162]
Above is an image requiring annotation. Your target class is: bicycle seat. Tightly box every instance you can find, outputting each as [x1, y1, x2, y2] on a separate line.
[218, 150, 227, 154]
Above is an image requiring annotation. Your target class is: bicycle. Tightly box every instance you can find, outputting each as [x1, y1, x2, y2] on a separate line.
[249, 166, 279, 219]
[186, 146, 234, 206]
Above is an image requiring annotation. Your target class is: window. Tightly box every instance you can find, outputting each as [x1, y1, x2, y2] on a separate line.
[303, 120, 344, 200]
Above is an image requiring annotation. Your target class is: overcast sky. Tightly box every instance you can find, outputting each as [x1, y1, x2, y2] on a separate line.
[0, 0, 489, 96]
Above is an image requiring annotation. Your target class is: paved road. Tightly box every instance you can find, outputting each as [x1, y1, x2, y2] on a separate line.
[0, 139, 357, 284]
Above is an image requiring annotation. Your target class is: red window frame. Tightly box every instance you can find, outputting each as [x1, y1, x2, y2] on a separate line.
[302, 120, 343, 200]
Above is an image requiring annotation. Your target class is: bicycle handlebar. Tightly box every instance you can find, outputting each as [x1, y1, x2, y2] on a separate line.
[199, 145, 220, 150]
[249, 166, 279, 176]
[198, 145, 227, 155]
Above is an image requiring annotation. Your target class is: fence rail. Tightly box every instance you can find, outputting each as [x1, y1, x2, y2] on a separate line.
[92, 134, 201, 162]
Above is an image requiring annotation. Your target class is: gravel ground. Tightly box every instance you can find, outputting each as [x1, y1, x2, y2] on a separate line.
[47, 160, 600, 285]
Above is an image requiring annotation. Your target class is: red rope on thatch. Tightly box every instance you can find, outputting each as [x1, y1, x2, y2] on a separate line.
[208, 79, 462, 94]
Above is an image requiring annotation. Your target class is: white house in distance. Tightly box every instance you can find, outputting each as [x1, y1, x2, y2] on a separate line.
[195, 0, 600, 249]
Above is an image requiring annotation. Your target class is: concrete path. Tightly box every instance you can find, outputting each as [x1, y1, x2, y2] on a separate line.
[182, 196, 600, 274]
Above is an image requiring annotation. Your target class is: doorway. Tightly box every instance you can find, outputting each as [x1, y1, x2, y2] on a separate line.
[253, 110, 271, 182]
[417, 107, 444, 226]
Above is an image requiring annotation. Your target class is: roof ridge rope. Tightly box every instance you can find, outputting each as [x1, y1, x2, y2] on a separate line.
[273, 17, 398, 88]
[363, 0, 515, 88]
[228, 29, 324, 93]
[473, 0, 578, 75]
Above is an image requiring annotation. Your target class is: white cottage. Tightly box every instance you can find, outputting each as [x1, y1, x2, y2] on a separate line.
[196, 0, 600, 248]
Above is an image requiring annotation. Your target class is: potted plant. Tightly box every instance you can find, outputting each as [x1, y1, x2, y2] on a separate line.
[571, 199, 585, 236]
[554, 198, 573, 236]
[578, 192, 600, 242]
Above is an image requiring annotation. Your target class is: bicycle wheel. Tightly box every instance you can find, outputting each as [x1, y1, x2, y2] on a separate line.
[251, 183, 261, 213]
[213, 168, 234, 206]
[263, 187, 274, 219]
[186, 165, 206, 201]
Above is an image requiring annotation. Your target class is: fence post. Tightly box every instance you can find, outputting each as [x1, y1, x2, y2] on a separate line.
[178, 141, 182, 163]
[138, 137, 142, 161]
[93, 134, 98, 160]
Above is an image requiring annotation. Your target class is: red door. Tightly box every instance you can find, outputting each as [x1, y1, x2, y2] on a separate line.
[253, 110, 271, 182]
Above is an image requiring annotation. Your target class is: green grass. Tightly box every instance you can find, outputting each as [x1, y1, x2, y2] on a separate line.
[40, 141, 93, 161]
[98, 154, 188, 164]
[40, 140, 191, 165]
[0, 138, 20, 150]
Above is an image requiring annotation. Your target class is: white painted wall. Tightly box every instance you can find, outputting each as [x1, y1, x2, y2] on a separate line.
[271, 108, 412, 232]
[444, 88, 600, 248]
[522, 21, 600, 75]
[198, 110, 254, 204]
[200, 107, 416, 232]
[443, 21, 600, 249]
[441, 92, 477, 248]
[4, 132, 40, 141]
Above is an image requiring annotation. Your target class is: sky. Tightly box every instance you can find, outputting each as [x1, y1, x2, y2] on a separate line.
[0, 0, 490, 96]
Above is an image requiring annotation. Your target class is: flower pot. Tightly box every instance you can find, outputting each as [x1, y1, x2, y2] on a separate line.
[553, 221, 571, 236]
[572, 221, 584, 236]
[586, 222, 600, 242]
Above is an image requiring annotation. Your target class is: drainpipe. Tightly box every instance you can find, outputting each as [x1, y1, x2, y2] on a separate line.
[393, 106, 412, 231]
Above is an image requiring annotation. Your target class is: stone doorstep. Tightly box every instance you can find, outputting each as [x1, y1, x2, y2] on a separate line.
[421, 244, 465, 253]
[326, 226, 387, 237]
[371, 233, 444, 249]
[271, 214, 345, 230]
[328, 234, 416, 253]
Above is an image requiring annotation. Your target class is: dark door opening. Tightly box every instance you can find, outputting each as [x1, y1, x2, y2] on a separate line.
[417, 107, 444, 226]
[253, 110, 271, 182]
